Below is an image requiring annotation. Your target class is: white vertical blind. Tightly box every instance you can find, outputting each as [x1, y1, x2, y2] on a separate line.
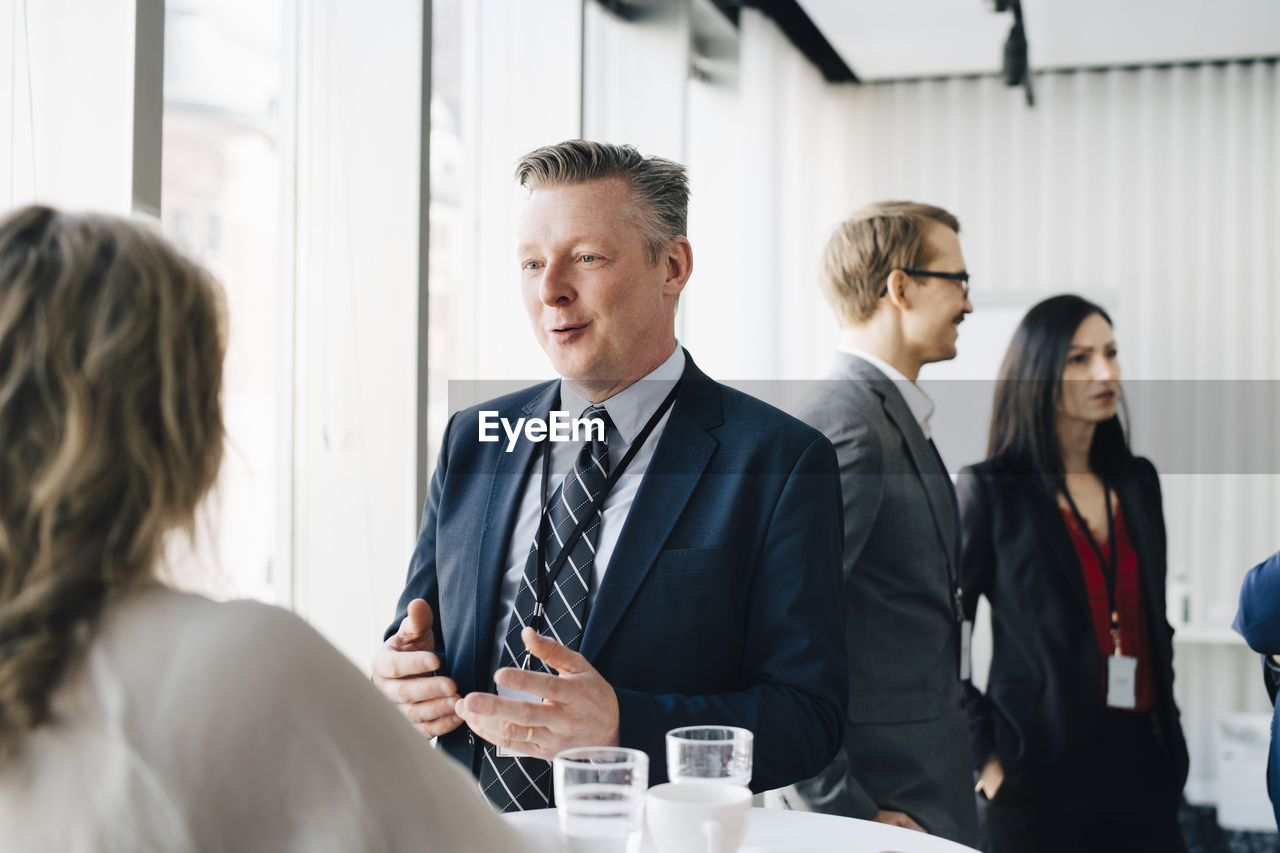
[160, 0, 290, 609]
[289, 0, 424, 666]
[583, 0, 689, 158]
[455, 0, 581, 383]
[1, 0, 142, 212]
[684, 8, 848, 381]
[831, 63, 1278, 369]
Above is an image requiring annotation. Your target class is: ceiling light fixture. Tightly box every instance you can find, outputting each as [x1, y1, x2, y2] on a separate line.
[993, 0, 1034, 107]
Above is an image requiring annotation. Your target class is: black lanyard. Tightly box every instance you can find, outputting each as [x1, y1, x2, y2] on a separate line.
[1059, 478, 1122, 655]
[530, 381, 682, 634]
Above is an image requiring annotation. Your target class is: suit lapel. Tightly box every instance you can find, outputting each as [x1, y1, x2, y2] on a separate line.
[1113, 474, 1163, 638]
[840, 355, 959, 561]
[578, 358, 720, 662]
[469, 382, 557, 689]
[881, 393, 959, 557]
[1026, 479, 1094, 617]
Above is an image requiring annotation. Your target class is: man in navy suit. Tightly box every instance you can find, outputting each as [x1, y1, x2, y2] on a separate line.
[371, 140, 846, 810]
[1235, 549, 1280, 828]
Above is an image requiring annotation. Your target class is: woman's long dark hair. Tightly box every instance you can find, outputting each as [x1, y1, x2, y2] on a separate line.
[987, 294, 1130, 483]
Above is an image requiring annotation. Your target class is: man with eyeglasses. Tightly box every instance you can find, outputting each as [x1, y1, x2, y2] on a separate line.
[788, 202, 978, 846]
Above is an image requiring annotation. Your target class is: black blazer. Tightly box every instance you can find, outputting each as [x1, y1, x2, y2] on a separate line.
[956, 456, 1189, 803]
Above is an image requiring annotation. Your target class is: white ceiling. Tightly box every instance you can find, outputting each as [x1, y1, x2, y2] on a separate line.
[795, 0, 1280, 81]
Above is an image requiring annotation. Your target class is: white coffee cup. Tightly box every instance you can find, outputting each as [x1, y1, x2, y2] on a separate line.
[645, 781, 751, 853]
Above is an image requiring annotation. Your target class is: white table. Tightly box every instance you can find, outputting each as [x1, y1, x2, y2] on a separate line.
[505, 807, 980, 852]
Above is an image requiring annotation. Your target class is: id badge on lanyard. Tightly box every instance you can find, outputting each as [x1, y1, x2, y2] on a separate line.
[1107, 653, 1138, 709]
[1061, 481, 1137, 709]
[1105, 618, 1137, 708]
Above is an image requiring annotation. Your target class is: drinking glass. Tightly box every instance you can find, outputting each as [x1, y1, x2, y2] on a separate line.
[665, 726, 753, 787]
[553, 746, 648, 853]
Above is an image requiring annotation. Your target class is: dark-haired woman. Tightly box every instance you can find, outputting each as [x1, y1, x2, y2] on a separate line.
[958, 295, 1188, 852]
[0, 206, 527, 851]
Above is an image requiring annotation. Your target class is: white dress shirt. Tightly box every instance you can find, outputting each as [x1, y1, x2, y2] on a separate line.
[837, 345, 936, 439]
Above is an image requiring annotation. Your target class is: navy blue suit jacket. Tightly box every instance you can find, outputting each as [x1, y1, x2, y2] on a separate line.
[387, 353, 848, 790]
[1234, 549, 1280, 827]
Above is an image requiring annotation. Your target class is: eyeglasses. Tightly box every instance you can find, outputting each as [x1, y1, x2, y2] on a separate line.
[878, 268, 971, 300]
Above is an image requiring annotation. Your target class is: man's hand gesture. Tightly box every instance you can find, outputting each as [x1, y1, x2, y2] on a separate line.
[456, 628, 619, 760]
[371, 598, 463, 738]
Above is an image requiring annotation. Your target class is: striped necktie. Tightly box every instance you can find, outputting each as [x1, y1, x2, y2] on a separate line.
[479, 405, 612, 811]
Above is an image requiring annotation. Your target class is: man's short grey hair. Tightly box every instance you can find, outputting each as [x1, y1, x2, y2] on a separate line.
[515, 140, 689, 265]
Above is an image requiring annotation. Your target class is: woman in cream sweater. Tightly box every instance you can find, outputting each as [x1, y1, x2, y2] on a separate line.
[0, 205, 529, 852]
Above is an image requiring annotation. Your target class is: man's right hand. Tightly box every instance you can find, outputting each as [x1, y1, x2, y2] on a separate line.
[872, 809, 926, 833]
[371, 598, 463, 738]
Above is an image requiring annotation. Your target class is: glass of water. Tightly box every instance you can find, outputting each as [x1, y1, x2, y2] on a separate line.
[553, 746, 648, 853]
[665, 726, 753, 787]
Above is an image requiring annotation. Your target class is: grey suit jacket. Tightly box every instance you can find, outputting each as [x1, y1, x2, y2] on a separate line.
[791, 352, 977, 846]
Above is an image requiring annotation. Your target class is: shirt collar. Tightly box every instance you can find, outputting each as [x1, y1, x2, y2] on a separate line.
[837, 345, 935, 439]
[558, 344, 685, 447]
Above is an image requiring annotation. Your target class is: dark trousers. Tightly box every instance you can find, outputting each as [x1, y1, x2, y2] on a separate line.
[985, 788, 1185, 853]
[983, 711, 1186, 853]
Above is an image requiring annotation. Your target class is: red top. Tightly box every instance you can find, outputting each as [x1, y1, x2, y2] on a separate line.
[1061, 503, 1154, 711]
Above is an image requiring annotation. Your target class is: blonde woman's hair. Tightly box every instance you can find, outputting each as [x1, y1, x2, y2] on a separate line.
[820, 201, 960, 326]
[0, 205, 225, 759]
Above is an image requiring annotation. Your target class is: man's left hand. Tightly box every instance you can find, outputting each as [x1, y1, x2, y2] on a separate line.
[455, 627, 620, 761]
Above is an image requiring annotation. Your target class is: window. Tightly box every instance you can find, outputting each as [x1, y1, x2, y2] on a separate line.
[161, 0, 289, 604]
